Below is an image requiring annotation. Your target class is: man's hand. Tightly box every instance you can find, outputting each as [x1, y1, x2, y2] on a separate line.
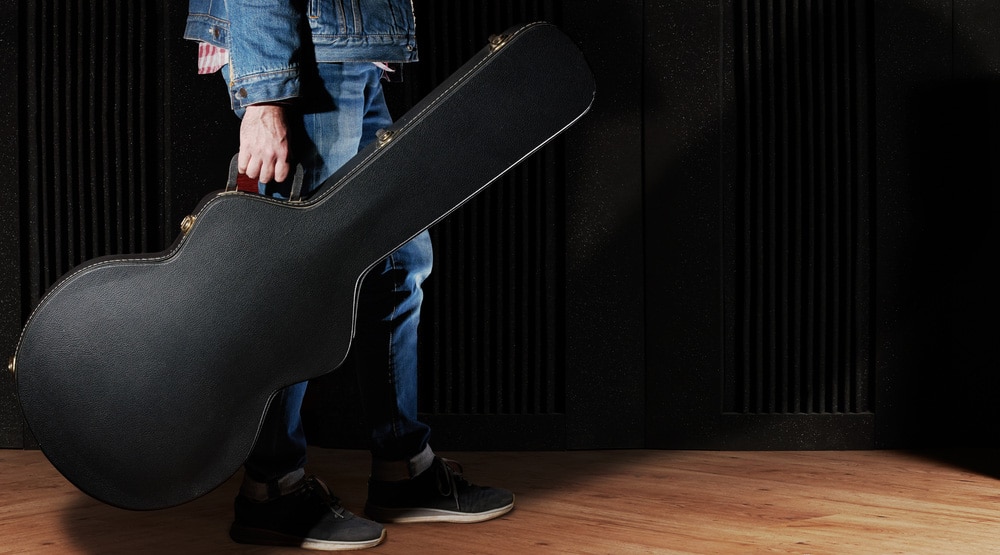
[239, 104, 291, 183]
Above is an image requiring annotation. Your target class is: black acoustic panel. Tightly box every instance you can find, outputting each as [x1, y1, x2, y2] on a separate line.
[727, 0, 873, 416]
[425, 160, 566, 416]
[20, 0, 169, 309]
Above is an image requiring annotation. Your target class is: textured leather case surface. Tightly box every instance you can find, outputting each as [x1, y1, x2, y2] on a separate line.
[14, 22, 594, 510]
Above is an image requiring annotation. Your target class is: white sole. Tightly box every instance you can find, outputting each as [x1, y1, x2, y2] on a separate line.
[366, 499, 515, 524]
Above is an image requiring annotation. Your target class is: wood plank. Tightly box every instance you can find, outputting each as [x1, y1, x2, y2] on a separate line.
[2, 448, 1000, 553]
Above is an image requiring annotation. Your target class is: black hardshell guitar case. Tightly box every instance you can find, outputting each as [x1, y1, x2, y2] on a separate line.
[13, 22, 595, 510]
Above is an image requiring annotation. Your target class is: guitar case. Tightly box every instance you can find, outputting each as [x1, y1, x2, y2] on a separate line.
[12, 22, 595, 510]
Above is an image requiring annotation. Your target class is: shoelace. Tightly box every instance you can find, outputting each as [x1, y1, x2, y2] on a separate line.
[433, 458, 470, 510]
[300, 476, 347, 519]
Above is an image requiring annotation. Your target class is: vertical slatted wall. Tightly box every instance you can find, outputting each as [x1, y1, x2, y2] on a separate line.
[406, 1, 566, 417]
[20, 1, 167, 308]
[727, 0, 872, 415]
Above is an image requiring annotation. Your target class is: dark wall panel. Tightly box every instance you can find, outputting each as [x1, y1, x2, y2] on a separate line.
[874, 0, 1000, 447]
[1, 0, 22, 448]
[644, 0, 731, 448]
[560, 2, 646, 449]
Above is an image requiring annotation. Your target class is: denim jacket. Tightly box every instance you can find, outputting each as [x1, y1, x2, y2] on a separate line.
[184, 0, 417, 111]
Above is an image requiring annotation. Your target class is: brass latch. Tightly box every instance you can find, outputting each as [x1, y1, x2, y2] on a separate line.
[180, 215, 197, 235]
[488, 33, 509, 53]
[375, 129, 395, 148]
[7, 356, 14, 375]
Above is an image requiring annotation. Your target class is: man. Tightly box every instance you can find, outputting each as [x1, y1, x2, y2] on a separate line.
[184, 1, 514, 550]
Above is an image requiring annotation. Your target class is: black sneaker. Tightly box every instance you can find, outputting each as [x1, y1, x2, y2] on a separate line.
[365, 457, 514, 523]
[230, 476, 386, 551]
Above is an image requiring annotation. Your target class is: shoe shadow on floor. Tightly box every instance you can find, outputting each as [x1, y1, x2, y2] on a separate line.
[57, 447, 672, 554]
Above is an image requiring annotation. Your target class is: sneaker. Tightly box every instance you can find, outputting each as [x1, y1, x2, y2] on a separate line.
[365, 457, 515, 523]
[230, 475, 386, 551]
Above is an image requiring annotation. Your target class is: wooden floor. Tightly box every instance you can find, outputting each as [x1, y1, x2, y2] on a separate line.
[3, 448, 1000, 554]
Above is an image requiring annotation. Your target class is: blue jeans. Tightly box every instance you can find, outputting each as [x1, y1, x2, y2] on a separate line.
[239, 62, 433, 483]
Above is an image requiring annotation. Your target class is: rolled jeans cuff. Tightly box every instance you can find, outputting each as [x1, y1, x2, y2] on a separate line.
[370, 444, 435, 481]
[240, 467, 306, 501]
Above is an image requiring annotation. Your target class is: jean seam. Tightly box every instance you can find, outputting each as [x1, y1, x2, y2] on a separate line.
[386, 251, 403, 441]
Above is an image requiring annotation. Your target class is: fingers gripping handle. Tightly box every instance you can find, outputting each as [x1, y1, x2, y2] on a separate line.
[225, 154, 306, 201]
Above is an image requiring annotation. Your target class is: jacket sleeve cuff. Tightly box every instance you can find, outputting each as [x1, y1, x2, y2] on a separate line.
[229, 69, 301, 111]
